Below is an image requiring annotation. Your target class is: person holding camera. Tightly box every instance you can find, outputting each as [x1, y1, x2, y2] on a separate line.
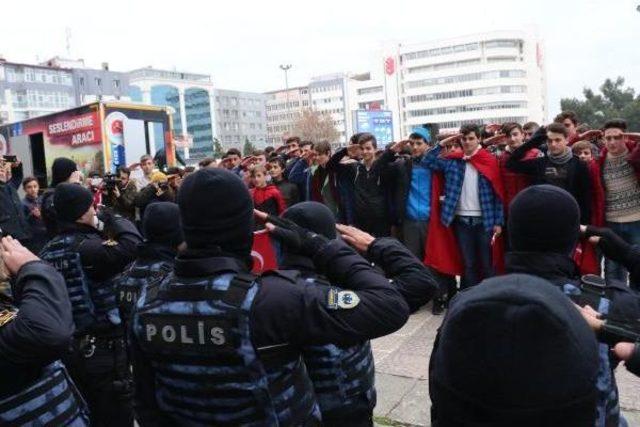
[0, 156, 32, 247]
[105, 166, 137, 221]
[134, 171, 175, 221]
[40, 183, 142, 426]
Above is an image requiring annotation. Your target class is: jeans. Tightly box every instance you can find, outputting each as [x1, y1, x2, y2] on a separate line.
[453, 216, 494, 288]
[401, 219, 429, 260]
[604, 220, 640, 287]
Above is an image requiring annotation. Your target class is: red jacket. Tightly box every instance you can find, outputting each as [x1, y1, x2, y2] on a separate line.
[251, 185, 286, 216]
[498, 148, 540, 213]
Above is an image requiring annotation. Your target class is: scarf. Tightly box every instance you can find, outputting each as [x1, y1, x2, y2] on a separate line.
[548, 147, 573, 165]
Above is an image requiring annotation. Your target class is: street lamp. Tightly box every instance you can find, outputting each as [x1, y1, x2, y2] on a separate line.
[279, 64, 292, 128]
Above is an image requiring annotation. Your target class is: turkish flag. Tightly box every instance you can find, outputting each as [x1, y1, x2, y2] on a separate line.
[251, 230, 278, 273]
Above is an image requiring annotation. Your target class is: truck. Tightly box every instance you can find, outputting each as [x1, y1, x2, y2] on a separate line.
[0, 101, 176, 189]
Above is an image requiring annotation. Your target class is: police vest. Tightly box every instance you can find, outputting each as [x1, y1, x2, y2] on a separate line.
[40, 234, 120, 334]
[563, 276, 622, 427]
[295, 275, 376, 418]
[133, 272, 321, 426]
[116, 259, 173, 322]
[0, 360, 90, 426]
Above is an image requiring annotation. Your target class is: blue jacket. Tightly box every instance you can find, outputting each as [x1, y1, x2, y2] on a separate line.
[421, 146, 503, 231]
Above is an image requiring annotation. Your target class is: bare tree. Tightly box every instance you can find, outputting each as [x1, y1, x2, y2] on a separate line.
[291, 109, 340, 143]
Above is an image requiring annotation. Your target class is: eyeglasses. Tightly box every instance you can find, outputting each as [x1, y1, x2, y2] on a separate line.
[604, 135, 624, 142]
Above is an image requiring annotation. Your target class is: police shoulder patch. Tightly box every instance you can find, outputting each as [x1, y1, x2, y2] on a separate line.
[337, 291, 360, 309]
[102, 239, 118, 247]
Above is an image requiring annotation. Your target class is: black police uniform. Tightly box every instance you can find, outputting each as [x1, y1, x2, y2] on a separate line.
[280, 237, 437, 426]
[0, 260, 89, 425]
[506, 251, 640, 426]
[130, 239, 410, 426]
[40, 215, 142, 426]
[115, 242, 176, 327]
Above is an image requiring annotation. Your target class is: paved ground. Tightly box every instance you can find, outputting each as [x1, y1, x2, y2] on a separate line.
[371, 305, 640, 426]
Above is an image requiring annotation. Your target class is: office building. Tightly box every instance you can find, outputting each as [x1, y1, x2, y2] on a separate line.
[128, 67, 215, 160]
[265, 86, 310, 145]
[213, 89, 268, 150]
[266, 29, 547, 146]
[0, 59, 76, 123]
[391, 29, 547, 135]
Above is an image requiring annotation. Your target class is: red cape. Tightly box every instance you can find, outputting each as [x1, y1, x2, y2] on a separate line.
[424, 149, 506, 275]
[424, 172, 463, 275]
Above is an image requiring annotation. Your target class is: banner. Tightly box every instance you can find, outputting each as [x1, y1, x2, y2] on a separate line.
[46, 112, 102, 147]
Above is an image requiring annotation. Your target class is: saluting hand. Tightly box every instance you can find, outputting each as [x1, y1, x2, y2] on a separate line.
[336, 224, 375, 253]
[0, 236, 39, 276]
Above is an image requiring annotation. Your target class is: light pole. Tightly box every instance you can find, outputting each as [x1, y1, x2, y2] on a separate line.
[279, 64, 292, 134]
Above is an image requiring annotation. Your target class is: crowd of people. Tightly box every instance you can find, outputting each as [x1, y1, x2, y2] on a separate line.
[1, 110, 640, 426]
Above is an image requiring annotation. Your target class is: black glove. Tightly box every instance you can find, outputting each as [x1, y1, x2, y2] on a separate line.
[584, 225, 632, 265]
[528, 126, 547, 148]
[265, 215, 329, 258]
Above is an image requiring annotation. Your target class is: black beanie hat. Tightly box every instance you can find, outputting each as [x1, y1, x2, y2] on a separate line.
[53, 183, 94, 223]
[143, 202, 184, 248]
[177, 168, 254, 259]
[430, 274, 599, 426]
[508, 185, 580, 255]
[50, 158, 78, 187]
[282, 202, 336, 240]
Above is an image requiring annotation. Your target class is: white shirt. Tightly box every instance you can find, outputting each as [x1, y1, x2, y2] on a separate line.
[131, 168, 151, 191]
[456, 162, 482, 217]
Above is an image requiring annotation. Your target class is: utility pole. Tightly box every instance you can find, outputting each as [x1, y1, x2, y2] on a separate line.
[279, 64, 292, 134]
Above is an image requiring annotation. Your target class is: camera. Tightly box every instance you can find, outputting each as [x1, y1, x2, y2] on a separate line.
[104, 173, 120, 191]
[158, 182, 169, 191]
[1, 155, 16, 163]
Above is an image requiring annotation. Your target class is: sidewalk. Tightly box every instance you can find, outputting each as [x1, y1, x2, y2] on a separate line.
[371, 306, 640, 426]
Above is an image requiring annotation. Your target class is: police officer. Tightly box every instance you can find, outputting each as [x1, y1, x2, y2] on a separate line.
[578, 225, 640, 380]
[0, 235, 90, 425]
[429, 274, 600, 426]
[503, 185, 640, 427]
[274, 202, 437, 426]
[40, 183, 142, 426]
[115, 202, 184, 326]
[130, 168, 410, 426]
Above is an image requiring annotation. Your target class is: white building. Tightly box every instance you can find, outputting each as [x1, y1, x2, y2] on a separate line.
[389, 29, 547, 136]
[212, 89, 268, 150]
[309, 73, 349, 145]
[266, 30, 547, 148]
[265, 86, 309, 145]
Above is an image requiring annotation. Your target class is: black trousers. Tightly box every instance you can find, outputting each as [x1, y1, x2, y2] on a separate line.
[65, 337, 133, 427]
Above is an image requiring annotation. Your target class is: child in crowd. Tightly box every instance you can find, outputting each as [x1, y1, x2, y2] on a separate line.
[572, 140, 604, 274]
[250, 165, 286, 229]
[267, 157, 299, 208]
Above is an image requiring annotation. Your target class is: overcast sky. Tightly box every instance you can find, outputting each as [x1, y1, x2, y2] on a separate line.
[2, 0, 639, 116]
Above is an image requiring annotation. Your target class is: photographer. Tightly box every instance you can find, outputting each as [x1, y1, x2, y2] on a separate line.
[0, 155, 31, 246]
[105, 166, 137, 221]
[134, 171, 175, 220]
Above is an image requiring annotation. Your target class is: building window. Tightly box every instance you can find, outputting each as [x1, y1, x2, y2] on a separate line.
[113, 79, 120, 89]
[79, 77, 85, 87]
[95, 77, 102, 87]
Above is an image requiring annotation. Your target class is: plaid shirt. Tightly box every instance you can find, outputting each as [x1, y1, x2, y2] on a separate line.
[421, 146, 503, 231]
